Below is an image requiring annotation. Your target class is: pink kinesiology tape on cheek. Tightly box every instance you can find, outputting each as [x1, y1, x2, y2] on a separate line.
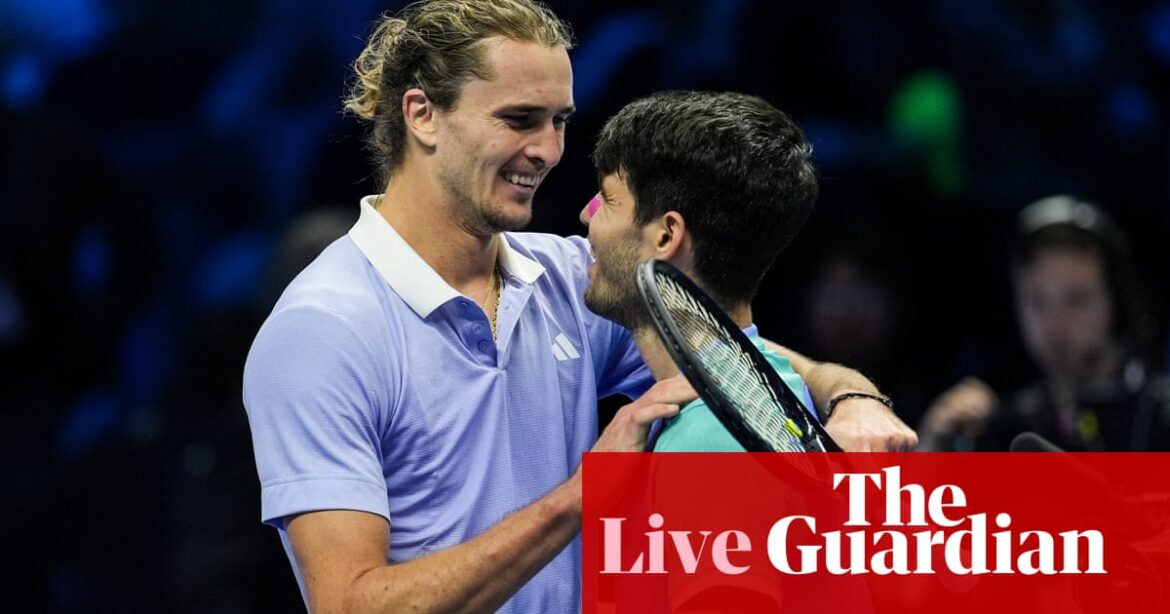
[586, 195, 602, 218]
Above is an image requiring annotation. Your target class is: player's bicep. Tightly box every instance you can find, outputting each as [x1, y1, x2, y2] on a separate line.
[286, 510, 390, 614]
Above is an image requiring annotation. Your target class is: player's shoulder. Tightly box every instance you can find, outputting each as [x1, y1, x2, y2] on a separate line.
[260, 236, 396, 343]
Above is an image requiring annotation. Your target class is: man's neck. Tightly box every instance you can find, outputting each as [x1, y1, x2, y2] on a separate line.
[632, 303, 753, 381]
[632, 327, 679, 381]
[376, 168, 499, 293]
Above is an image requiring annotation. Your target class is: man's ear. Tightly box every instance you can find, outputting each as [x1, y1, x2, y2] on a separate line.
[402, 87, 439, 149]
[651, 211, 689, 261]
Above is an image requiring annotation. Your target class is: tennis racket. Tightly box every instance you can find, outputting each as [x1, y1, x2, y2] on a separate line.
[636, 259, 841, 453]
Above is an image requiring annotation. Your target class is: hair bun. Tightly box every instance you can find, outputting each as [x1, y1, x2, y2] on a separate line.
[345, 16, 408, 121]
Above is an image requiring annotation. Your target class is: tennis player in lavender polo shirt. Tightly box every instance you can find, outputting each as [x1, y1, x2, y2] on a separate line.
[243, 1, 915, 612]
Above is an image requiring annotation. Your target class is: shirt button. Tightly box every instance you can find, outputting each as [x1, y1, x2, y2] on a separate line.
[477, 340, 490, 352]
[472, 323, 484, 335]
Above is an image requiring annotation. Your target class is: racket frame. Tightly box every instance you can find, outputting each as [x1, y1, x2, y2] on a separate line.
[636, 259, 841, 452]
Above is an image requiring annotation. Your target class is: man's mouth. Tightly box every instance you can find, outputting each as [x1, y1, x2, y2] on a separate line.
[501, 171, 538, 188]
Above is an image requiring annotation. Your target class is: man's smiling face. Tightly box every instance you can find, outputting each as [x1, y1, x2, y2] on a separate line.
[432, 36, 574, 234]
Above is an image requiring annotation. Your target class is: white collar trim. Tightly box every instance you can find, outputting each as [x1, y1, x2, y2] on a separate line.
[348, 195, 545, 317]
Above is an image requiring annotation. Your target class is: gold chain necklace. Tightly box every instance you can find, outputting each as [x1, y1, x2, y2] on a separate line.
[485, 265, 501, 340]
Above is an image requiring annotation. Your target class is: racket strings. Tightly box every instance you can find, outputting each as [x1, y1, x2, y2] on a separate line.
[657, 273, 808, 452]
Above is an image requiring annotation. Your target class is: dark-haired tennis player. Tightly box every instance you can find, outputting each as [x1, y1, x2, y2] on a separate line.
[581, 90, 918, 452]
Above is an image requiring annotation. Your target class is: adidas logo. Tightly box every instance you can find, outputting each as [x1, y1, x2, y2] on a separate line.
[551, 333, 580, 362]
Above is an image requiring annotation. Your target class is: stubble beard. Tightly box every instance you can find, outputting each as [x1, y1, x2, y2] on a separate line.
[474, 192, 533, 233]
[439, 165, 533, 234]
[585, 246, 649, 331]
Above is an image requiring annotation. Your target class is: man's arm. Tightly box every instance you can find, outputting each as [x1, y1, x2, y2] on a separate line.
[762, 339, 918, 452]
[287, 488, 578, 614]
[286, 377, 695, 614]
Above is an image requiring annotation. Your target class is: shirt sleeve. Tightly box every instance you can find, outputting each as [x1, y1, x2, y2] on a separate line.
[243, 304, 391, 528]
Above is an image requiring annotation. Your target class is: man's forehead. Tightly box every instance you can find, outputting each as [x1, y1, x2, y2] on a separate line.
[599, 174, 619, 199]
[1019, 250, 1108, 289]
[469, 37, 573, 107]
[601, 171, 628, 190]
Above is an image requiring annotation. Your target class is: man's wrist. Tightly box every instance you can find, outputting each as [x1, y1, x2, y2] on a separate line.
[825, 391, 894, 422]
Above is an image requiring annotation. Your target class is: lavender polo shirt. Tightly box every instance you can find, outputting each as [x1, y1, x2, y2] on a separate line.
[243, 197, 651, 612]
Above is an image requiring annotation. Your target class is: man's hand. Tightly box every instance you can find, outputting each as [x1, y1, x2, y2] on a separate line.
[825, 396, 919, 452]
[566, 375, 695, 512]
[917, 377, 998, 451]
[591, 375, 696, 453]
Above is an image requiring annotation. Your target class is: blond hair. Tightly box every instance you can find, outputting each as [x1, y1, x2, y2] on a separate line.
[345, 0, 573, 180]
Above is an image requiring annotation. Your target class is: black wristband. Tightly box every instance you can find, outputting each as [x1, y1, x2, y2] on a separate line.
[826, 392, 894, 421]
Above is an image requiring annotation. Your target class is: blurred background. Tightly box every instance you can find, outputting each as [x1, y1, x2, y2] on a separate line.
[2, 0, 1169, 610]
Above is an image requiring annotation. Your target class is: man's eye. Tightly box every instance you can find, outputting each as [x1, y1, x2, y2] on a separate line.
[553, 115, 571, 127]
[504, 115, 532, 127]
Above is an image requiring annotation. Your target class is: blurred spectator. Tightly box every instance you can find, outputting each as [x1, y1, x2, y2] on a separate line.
[919, 196, 1170, 451]
[767, 205, 935, 428]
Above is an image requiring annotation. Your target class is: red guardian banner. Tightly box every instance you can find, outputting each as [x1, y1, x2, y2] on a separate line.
[582, 453, 1170, 613]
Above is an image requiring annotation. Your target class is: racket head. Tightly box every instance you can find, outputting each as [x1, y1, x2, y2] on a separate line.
[636, 259, 841, 453]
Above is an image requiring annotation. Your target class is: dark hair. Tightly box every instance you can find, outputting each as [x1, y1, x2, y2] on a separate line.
[1013, 195, 1155, 358]
[346, 0, 573, 182]
[592, 90, 818, 307]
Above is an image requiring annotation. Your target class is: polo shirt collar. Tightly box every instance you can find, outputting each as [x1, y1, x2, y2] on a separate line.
[348, 196, 545, 317]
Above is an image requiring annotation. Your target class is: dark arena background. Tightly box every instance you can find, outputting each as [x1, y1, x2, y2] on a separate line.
[2, 0, 1169, 611]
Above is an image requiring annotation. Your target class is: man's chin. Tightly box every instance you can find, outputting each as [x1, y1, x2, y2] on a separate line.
[585, 288, 642, 330]
[583, 287, 602, 314]
[484, 208, 532, 233]
[583, 288, 616, 322]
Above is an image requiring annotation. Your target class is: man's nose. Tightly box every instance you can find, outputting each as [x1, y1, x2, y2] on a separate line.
[526, 121, 563, 168]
